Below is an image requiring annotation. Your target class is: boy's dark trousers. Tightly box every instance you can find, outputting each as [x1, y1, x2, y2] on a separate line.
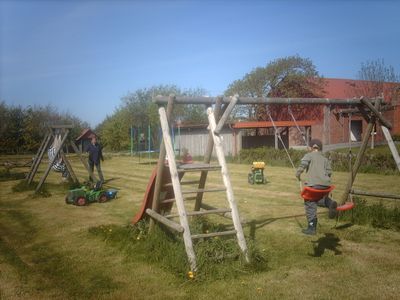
[89, 160, 104, 182]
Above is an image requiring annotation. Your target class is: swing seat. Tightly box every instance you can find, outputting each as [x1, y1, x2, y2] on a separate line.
[301, 185, 335, 201]
[336, 202, 355, 211]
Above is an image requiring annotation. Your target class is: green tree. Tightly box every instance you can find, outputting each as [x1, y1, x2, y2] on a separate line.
[97, 85, 208, 152]
[0, 103, 88, 154]
[225, 55, 324, 121]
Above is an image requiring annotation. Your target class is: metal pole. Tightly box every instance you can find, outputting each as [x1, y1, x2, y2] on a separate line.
[130, 126, 134, 156]
[178, 123, 181, 157]
[148, 124, 151, 161]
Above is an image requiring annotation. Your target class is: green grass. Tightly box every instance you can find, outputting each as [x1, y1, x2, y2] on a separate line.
[1, 155, 400, 299]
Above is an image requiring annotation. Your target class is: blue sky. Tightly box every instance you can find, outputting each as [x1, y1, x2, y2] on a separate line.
[1, 0, 399, 126]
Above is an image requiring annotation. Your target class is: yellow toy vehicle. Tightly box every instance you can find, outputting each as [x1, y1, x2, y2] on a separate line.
[248, 161, 267, 184]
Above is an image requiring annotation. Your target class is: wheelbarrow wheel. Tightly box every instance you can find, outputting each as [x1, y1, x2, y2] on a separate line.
[248, 173, 254, 185]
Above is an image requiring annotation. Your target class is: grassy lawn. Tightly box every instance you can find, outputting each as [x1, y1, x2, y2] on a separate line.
[1, 155, 400, 299]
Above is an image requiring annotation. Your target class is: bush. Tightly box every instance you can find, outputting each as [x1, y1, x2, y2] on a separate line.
[238, 147, 307, 168]
[340, 197, 400, 231]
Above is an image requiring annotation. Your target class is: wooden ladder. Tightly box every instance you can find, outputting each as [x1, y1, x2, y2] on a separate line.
[152, 106, 248, 272]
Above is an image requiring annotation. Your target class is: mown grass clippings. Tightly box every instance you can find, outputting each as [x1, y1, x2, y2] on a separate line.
[340, 197, 400, 231]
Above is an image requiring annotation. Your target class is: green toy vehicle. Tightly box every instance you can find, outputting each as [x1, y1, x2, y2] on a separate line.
[65, 182, 118, 206]
[248, 161, 267, 184]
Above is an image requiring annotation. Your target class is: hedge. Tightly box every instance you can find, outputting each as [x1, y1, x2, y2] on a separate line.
[236, 147, 399, 175]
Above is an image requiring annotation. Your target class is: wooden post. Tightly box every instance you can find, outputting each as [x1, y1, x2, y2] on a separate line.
[350, 189, 400, 200]
[340, 102, 380, 204]
[159, 107, 197, 271]
[145, 209, 184, 233]
[207, 107, 249, 262]
[149, 96, 175, 231]
[360, 98, 392, 129]
[35, 130, 70, 192]
[59, 148, 79, 184]
[194, 97, 223, 211]
[323, 105, 330, 146]
[213, 94, 239, 135]
[70, 141, 97, 182]
[381, 126, 400, 172]
[27, 131, 52, 184]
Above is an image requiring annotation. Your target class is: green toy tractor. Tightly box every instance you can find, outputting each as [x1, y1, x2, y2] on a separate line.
[65, 181, 118, 206]
[248, 161, 267, 184]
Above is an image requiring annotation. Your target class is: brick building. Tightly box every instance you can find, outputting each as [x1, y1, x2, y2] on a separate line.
[176, 78, 400, 156]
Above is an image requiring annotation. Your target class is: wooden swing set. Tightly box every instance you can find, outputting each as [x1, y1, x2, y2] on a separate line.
[133, 94, 400, 272]
[26, 125, 96, 192]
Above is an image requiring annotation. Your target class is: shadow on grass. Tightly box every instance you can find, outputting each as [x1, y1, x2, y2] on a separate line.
[334, 223, 354, 230]
[0, 169, 26, 182]
[102, 177, 120, 184]
[137, 161, 158, 165]
[310, 233, 342, 257]
[246, 211, 333, 240]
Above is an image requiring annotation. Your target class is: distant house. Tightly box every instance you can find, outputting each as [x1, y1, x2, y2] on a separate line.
[315, 78, 400, 150]
[75, 128, 97, 152]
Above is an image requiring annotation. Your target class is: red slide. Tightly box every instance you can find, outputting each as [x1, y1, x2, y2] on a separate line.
[132, 166, 179, 224]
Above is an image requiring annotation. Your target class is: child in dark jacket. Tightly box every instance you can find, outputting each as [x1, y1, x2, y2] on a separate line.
[86, 135, 104, 183]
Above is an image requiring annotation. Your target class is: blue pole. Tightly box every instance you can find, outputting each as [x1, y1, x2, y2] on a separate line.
[148, 124, 151, 160]
[130, 126, 133, 156]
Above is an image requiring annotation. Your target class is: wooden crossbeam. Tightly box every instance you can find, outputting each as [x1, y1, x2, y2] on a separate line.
[350, 189, 400, 200]
[191, 230, 237, 239]
[165, 208, 231, 218]
[182, 188, 226, 194]
[146, 209, 184, 233]
[154, 95, 374, 105]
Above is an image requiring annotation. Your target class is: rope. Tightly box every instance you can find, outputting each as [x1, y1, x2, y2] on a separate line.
[266, 105, 297, 171]
[288, 105, 308, 145]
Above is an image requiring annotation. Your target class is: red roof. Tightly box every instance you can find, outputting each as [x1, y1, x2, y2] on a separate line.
[322, 78, 400, 101]
[232, 120, 316, 129]
[76, 128, 96, 141]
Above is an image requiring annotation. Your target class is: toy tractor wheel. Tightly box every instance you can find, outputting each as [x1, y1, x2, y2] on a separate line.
[98, 193, 108, 203]
[75, 196, 87, 206]
[248, 173, 254, 185]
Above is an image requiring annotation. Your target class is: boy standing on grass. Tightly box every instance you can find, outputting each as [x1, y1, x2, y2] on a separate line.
[86, 135, 105, 183]
[296, 139, 338, 235]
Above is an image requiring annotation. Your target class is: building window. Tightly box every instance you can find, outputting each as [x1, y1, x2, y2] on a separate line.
[350, 120, 363, 142]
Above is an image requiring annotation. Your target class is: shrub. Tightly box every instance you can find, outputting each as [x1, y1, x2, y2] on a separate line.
[236, 146, 399, 175]
[340, 197, 400, 231]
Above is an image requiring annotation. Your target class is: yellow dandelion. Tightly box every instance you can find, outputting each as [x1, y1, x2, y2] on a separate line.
[188, 271, 195, 279]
